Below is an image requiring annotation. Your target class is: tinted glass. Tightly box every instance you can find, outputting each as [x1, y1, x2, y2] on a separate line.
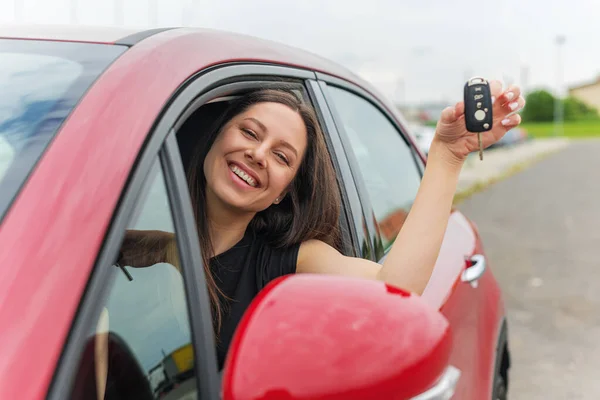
[327, 85, 422, 251]
[0, 39, 126, 220]
[69, 160, 199, 400]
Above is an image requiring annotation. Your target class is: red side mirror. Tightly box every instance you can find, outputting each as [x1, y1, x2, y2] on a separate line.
[222, 274, 454, 400]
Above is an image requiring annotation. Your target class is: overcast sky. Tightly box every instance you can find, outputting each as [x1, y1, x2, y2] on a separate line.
[2, 0, 599, 104]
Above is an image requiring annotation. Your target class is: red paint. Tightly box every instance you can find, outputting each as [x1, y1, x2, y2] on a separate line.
[471, 222, 505, 397]
[223, 275, 452, 400]
[0, 27, 507, 400]
[421, 210, 505, 398]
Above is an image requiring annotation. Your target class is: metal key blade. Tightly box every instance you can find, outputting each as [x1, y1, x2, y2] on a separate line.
[478, 132, 483, 160]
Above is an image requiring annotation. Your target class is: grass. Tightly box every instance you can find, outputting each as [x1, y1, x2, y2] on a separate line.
[422, 120, 600, 138]
[520, 120, 600, 138]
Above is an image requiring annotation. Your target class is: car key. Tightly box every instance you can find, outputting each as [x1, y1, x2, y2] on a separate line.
[464, 77, 493, 160]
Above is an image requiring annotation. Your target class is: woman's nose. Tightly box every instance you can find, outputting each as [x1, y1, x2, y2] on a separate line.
[245, 146, 267, 168]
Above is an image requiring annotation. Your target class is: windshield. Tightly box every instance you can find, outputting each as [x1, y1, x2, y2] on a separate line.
[0, 39, 126, 221]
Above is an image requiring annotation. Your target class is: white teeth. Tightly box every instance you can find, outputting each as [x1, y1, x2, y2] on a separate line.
[230, 165, 257, 187]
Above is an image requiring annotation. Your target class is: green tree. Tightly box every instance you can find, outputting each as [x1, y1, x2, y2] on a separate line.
[521, 90, 555, 122]
[563, 96, 599, 121]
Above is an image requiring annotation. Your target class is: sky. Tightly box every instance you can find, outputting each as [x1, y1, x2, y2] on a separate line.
[2, 0, 600, 105]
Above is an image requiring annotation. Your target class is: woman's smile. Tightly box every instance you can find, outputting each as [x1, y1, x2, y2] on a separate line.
[228, 161, 260, 189]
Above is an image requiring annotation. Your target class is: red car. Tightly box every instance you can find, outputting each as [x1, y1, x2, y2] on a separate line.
[0, 25, 510, 400]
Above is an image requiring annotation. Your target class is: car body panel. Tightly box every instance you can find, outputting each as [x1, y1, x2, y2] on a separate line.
[0, 26, 506, 400]
[316, 69, 503, 397]
[421, 211, 504, 398]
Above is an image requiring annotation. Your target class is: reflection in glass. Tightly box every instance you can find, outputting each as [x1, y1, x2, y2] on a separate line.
[0, 39, 126, 219]
[328, 86, 422, 250]
[70, 162, 197, 400]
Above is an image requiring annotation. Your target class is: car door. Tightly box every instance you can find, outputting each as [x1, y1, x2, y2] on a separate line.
[316, 76, 489, 399]
[50, 61, 371, 400]
[47, 134, 222, 400]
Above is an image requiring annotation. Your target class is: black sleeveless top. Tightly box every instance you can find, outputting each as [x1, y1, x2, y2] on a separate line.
[210, 229, 300, 369]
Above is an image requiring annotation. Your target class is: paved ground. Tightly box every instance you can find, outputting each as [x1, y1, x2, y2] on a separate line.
[458, 138, 570, 193]
[458, 139, 600, 399]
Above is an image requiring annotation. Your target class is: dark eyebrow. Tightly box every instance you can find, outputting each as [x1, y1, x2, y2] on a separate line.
[278, 140, 298, 157]
[244, 117, 268, 133]
[243, 117, 298, 157]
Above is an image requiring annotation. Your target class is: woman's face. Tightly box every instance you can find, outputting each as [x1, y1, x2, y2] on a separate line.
[204, 102, 308, 213]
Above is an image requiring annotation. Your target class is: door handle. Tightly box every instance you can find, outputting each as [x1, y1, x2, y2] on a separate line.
[461, 254, 486, 288]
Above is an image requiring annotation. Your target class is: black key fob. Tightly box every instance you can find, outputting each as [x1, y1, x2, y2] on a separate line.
[464, 77, 493, 132]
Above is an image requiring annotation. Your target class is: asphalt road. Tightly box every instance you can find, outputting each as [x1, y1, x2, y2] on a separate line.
[458, 139, 600, 400]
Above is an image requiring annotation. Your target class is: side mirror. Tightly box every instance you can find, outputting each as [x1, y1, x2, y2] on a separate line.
[222, 275, 459, 400]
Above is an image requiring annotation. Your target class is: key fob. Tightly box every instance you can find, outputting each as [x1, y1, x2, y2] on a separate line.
[464, 77, 493, 132]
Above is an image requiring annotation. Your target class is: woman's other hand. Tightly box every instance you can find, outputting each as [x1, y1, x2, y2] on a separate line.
[117, 230, 175, 268]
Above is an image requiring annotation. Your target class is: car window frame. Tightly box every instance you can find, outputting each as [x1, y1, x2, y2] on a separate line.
[171, 66, 358, 257]
[316, 73, 425, 262]
[306, 79, 366, 258]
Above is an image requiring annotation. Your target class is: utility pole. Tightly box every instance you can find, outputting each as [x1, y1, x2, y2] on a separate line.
[554, 35, 566, 136]
[395, 77, 405, 108]
[520, 65, 529, 95]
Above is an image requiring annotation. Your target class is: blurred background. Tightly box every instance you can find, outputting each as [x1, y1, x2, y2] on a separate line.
[3, 1, 600, 399]
[3, 0, 600, 149]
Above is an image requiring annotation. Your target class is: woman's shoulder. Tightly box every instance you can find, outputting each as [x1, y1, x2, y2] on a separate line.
[252, 230, 302, 253]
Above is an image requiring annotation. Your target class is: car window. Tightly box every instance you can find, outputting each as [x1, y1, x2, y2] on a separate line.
[326, 85, 422, 252]
[69, 160, 198, 400]
[0, 39, 126, 222]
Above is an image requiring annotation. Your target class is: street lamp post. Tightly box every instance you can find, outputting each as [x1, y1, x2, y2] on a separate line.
[395, 77, 405, 108]
[554, 35, 566, 136]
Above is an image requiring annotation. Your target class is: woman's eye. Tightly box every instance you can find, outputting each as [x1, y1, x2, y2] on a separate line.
[242, 128, 258, 139]
[275, 152, 290, 165]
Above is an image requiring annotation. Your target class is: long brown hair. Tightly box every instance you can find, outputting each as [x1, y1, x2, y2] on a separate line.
[186, 88, 342, 332]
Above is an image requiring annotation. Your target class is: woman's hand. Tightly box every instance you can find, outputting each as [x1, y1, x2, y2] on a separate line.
[433, 80, 525, 165]
[117, 230, 175, 268]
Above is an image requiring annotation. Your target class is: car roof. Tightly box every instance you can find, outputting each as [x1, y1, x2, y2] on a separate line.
[0, 24, 409, 141]
[0, 24, 371, 90]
